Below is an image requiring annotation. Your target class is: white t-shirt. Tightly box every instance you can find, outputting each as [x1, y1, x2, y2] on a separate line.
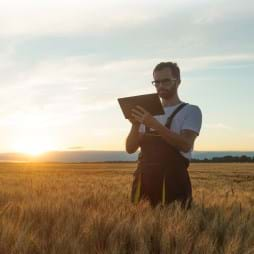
[138, 102, 202, 161]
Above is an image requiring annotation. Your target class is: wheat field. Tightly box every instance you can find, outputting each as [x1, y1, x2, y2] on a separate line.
[0, 162, 253, 254]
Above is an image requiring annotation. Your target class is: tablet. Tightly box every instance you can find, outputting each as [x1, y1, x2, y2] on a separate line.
[117, 93, 165, 119]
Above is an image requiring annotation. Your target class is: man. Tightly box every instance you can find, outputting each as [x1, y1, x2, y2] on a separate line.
[125, 62, 202, 209]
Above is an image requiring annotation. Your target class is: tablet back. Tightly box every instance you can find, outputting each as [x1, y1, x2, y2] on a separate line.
[118, 93, 165, 119]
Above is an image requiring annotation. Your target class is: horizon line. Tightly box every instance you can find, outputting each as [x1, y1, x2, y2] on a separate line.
[1, 149, 254, 154]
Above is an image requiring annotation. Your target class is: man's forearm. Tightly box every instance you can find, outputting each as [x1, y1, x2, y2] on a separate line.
[126, 124, 141, 154]
[154, 122, 191, 152]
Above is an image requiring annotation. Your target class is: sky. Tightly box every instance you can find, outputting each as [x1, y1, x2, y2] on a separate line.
[0, 0, 254, 154]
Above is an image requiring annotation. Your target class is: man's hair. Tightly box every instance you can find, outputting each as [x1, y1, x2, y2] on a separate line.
[153, 62, 181, 82]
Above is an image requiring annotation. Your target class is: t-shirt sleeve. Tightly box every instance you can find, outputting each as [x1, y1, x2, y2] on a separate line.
[181, 105, 202, 135]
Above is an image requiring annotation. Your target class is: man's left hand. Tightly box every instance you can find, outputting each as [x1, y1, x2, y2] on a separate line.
[131, 106, 160, 130]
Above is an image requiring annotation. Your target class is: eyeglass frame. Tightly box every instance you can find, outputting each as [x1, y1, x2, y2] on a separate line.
[151, 78, 177, 87]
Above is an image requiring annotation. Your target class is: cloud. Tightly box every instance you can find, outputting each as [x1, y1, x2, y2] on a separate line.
[1, 0, 253, 69]
[0, 0, 182, 37]
[179, 54, 254, 72]
[2, 0, 253, 40]
[193, 0, 254, 24]
[0, 51, 253, 120]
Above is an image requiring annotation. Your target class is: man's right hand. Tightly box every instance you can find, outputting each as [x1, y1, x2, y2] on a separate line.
[128, 117, 141, 126]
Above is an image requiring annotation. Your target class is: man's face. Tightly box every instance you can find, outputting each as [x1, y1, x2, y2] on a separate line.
[153, 68, 179, 100]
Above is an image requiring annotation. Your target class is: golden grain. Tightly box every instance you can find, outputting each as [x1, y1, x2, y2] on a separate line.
[0, 162, 253, 254]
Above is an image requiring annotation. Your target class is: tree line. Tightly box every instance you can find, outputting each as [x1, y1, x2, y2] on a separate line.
[191, 155, 254, 163]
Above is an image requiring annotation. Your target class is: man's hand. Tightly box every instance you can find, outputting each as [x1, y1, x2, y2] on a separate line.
[130, 105, 198, 153]
[131, 105, 161, 130]
[128, 117, 141, 126]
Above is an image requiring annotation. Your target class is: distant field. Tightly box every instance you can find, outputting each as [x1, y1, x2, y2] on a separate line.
[0, 163, 253, 254]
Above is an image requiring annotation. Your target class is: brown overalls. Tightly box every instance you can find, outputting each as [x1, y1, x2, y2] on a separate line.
[131, 103, 192, 209]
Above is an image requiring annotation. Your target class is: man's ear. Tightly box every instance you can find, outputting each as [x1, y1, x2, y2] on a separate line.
[176, 79, 181, 88]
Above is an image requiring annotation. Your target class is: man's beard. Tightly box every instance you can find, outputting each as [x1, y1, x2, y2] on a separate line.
[157, 84, 177, 100]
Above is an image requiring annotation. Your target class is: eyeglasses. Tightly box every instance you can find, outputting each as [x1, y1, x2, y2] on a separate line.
[151, 78, 177, 87]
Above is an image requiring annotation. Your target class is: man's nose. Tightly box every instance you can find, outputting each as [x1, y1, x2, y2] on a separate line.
[156, 82, 164, 88]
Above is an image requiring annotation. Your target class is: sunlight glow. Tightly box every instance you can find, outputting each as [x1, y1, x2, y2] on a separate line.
[9, 111, 57, 156]
[12, 136, 54, 156]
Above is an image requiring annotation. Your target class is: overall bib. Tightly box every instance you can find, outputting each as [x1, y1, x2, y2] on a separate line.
[131, 103, 192, 209]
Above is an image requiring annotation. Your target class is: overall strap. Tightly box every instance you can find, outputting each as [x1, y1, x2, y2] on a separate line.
[145, 102, 188, 133]
[145, 125, 150, 133]
[165, 103, 188, 129]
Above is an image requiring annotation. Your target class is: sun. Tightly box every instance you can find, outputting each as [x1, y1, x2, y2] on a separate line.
[12, 137, 53, 156]
[13, 142, 49, 156]
[10, 111, 58, 156]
